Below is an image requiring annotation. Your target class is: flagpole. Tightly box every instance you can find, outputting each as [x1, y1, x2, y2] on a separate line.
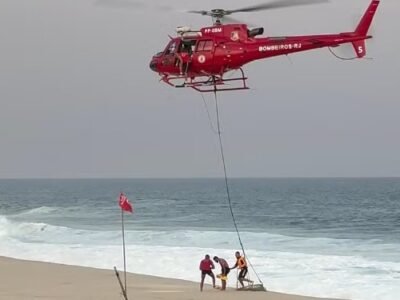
[117, 192, 132, 300]
[121, 208, 127, 297]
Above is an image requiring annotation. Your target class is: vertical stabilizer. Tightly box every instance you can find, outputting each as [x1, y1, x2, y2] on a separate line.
[355, 0, 380, 36]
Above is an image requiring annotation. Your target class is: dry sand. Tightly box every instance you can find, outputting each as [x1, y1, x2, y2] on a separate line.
[0, 256, 342, 300]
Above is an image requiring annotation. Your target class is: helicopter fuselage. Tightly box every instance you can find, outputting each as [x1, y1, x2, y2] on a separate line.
[150, 23, 369, 76]
[149, 0, 379, 92]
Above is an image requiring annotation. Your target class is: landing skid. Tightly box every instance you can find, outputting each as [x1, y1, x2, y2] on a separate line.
[161, 68, 249, 92]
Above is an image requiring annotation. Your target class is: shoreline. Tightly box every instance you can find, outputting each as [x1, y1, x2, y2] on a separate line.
[0, 256, 344, 300]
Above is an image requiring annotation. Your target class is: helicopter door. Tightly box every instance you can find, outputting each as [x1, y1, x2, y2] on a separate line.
[193, 39, 214, 71]
[161, 40, 180, 73]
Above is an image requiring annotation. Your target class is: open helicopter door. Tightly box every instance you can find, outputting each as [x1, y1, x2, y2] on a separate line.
[160, 39, 180, 74]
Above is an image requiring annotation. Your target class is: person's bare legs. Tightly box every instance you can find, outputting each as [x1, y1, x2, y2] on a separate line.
[221, 279, 227, 291]
[210, 273, 216, 288]
[200, 273, 206, 291]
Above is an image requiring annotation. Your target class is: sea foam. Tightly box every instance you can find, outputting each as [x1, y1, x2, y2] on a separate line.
[1, 215, 399, 300]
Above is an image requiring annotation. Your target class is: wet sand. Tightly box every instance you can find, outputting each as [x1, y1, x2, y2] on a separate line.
[0, 256, 343, 300]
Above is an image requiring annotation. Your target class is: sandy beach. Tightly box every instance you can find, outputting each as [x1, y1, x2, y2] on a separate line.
[0, 256, 342, 300]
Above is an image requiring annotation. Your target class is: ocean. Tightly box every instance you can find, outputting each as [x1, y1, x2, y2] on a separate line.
[0, 178, 399, 300]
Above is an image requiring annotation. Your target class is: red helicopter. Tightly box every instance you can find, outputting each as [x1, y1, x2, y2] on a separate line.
[149, 0, 380, 92]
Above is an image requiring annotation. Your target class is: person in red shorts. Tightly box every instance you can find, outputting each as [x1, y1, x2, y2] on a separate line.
[199, 254, 216, 291]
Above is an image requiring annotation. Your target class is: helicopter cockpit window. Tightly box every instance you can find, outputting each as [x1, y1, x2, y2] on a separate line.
[165, 41, 178, 55]
[196, 40, 213, 52]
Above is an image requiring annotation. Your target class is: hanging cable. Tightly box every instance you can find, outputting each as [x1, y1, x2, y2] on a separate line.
[212, 80, 263, 285]
[328, 47, 358, 61]
[200, 93, 218, 135]
[328, 47, 373, 61]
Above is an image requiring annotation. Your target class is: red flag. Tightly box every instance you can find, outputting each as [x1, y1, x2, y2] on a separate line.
[119, 192, 133, 213]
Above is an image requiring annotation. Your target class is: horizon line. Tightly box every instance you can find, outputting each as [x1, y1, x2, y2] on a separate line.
[1, 176, 400, 180]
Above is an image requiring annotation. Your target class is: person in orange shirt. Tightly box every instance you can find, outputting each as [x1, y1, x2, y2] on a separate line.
[231, 251, 253, 288]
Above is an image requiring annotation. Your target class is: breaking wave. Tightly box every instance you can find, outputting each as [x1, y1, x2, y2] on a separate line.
[1, 214, 399, 300]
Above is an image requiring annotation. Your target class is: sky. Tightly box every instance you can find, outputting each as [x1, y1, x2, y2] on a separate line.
[0, 0, 399, 178]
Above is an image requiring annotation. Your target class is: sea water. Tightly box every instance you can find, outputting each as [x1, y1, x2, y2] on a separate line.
[0, 178, 399, 300]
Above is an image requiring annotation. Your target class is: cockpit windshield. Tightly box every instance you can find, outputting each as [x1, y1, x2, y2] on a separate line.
[164, 40, 180, 55]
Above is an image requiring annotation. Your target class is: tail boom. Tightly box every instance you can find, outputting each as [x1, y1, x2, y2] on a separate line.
[243, 1, 380, 62]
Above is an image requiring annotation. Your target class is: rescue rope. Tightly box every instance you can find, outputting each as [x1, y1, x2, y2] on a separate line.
[200, 93, 218, 134]
[211, 80, 264, 285]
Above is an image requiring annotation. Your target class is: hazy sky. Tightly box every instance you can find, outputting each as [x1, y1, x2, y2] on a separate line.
[0, 0, 399, 178]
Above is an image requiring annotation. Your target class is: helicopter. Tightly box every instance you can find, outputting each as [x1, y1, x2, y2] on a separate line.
[149, 0, 380, 92]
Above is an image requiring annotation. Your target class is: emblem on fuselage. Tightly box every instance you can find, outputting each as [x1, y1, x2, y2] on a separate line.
[198, 55, 206, 63]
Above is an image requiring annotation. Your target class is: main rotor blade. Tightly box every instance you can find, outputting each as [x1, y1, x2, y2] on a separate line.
[187, 10, 211, 16]
[227, 0, 329, 14]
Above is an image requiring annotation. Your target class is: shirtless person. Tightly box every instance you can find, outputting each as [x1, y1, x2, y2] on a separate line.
[213, 256, 230, 291]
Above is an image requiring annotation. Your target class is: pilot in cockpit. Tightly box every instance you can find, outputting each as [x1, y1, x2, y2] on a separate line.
[165, 41, 177, 55]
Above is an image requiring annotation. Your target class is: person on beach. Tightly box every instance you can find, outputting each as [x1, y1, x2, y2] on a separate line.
[213, 256, 230, 291]
[199, 254, 216, 291]
[231, 251, 253, 289]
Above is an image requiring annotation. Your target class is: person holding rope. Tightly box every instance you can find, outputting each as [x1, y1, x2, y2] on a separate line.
[231, 251, 253, 289]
